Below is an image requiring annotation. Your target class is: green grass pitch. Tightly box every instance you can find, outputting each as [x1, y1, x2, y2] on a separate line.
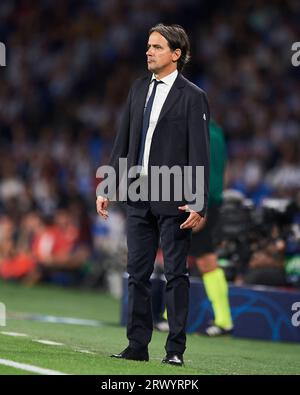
[0, 280, 299, 375]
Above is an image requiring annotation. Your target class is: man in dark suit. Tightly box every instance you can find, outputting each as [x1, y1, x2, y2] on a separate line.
[97, 24, 210, 366]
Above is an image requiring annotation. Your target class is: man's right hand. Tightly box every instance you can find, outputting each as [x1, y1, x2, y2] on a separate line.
[96, 196, 109, 220]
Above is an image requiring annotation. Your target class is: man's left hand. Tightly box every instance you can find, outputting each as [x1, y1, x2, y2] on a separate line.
[178, 205, 206, 230]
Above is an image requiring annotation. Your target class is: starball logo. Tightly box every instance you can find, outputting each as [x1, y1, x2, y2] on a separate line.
[0, 41, 6, 66]
[291, 42, 300, 67]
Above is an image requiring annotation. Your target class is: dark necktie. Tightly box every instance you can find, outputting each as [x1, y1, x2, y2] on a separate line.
[137, 79, 162, 167]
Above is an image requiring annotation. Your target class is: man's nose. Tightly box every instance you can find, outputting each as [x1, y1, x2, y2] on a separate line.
[146, 47, 153, 56]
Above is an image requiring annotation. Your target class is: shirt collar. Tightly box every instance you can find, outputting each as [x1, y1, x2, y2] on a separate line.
[151, 69, 178, 86]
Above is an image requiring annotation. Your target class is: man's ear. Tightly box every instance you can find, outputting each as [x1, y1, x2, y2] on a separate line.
[172, 48, 181, 62]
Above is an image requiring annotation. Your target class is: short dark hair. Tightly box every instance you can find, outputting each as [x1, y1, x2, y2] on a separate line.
[149, 23, 191, 72]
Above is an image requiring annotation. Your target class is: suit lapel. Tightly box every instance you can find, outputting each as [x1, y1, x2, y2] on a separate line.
[156, 73, 186, 125]
[136, 75, 151, 125]
[132, 73, 186, 164]
[133, 75, 151, 161]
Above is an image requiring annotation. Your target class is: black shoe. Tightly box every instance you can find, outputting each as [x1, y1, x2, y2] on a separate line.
[111, 346, 149, 361]
[161, 353, 184, 366]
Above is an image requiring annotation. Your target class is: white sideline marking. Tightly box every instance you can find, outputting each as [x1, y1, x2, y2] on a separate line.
[33, 339, 65, 346]
[30, 315, 102, 326]
[1, 330, 97, 357]
[75, 349, 95, 355]
[1, 331, 28, 337]
[8, 312, 103, 327]
[1, 332, 64, 346]
[0, 358, 68, 375]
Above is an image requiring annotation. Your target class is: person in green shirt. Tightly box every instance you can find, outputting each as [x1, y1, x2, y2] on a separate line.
[189, 119, 233, 335]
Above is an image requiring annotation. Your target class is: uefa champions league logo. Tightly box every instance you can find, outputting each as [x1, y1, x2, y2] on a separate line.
[0, 42, 6, 66]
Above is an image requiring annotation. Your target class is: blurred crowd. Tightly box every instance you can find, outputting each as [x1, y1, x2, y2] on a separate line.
[0, 0, 299, 290]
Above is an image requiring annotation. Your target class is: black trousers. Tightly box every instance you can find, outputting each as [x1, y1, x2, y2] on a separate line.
[126, 201, 191, 355]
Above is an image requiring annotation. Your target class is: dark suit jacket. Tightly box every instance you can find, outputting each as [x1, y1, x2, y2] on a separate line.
[107, 72, 210, 216]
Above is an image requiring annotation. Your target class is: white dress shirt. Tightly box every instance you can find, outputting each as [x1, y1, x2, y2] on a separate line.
[140, 69, 178, 176]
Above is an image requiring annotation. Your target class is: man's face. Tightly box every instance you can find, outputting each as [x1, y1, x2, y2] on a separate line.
[146, 31, 179, 75]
